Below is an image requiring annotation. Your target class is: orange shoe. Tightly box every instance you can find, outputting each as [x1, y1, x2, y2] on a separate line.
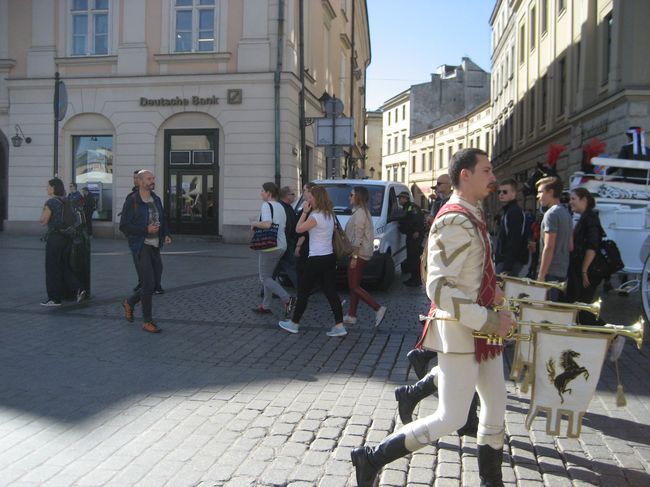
[122, 300, 134, 322]
[143, 322, 161, 333]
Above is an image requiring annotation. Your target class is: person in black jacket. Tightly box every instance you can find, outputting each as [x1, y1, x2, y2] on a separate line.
[566, 188, 603, 325]
[495, 179, 527, 277]
[119, 170, 172, 333]
[398, 191, 425, 287]
[273, 186, 299, 289]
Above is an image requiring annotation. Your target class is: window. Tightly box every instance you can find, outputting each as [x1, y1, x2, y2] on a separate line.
[402, 134, 406, 151]
[428, 151, 433, 171]
[71, 0, 109, 56]
[530, 7, 536, 50]
[421, 153, 426, 172]
[339, 53, 347, 102]
[510, 45, 515, 77]
[519, 24, 525, 64]
[458, 143, 463, 151]
[558, 57, 566, 115]
[412, 155, 416, 173]
[387, 139, 391, 154]
[402, 105, 406, 120]
[401, 166, 406, 182]
[394, 136, 398, 152]
[394, 108, 398, 122]
[174, 0, 217, 53]
[447, 146, 453, 164]
[529, 86, 535, 133]
[541, 0, 548, 34]
[519, 105, 524, 140]
[387, 112, 391, 125]
[602, 13, 613, 85]
[72, 135, 113, 220]
[558, 0, 566, 13]
[575, 41, 581, 94]
[438, 148, 443, 169]
[541, 74, 548, 125]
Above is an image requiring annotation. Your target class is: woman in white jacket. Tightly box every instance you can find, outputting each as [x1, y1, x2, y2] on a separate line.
[343, 186, 387, 327]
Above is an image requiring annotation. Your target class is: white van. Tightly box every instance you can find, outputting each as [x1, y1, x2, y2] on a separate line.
[297, 179, 411, 289]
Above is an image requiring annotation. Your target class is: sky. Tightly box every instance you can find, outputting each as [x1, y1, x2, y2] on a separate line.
[365, 0, 496, 111]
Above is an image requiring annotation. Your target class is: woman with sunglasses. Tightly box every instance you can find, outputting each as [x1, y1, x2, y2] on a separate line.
[278, 186, 345, 336]
[343, 186, 387, 328]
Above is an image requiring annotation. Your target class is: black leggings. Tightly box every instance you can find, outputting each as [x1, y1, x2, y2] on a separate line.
[45, 233, 80, 301]
[292, 253, 343, 324]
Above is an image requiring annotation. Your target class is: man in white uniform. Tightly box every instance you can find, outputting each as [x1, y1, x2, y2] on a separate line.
[351, 149, 514, 487]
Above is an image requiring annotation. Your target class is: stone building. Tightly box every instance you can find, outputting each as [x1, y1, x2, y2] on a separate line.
[380, 58, 491, 205]
[490, 0, 650, 206]
[0, 0, 370, 240]
[364, 109, 382, 179]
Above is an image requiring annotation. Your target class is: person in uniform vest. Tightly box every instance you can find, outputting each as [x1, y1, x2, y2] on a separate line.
[398, 191, 425, 287]
[351, 148, 515, 487]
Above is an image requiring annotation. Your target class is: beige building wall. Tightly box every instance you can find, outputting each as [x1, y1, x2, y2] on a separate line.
[381, 91, 410, 186]
[0, 0, 370, 240]
[364, 109, 382, 179]
[490, 0, 650, 204]
[408, 102, 492, 208]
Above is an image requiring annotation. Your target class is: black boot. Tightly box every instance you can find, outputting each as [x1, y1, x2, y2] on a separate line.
[457, 392, 480, 436]
[477, 444, 504, 487]
[351, 433, 410, 487]
[406, 348, 437, 379]
[394, 373, 437, 424]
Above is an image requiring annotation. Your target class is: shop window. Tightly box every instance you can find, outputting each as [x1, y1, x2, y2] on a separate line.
[72, 135, 113, 221]
[169, 134, 215, 165]
[174, 0, 218, 53]
[70, 0, 110, 56]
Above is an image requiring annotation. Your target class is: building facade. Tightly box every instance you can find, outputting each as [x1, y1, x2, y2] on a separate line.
[490, 0, 650, 207]
[364, 109, 381, 179]
[408, 102, 492, 208]
[0, 0, 370, 240]
[379, 58, 491, 206]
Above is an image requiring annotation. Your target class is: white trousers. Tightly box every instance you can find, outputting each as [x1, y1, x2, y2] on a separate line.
[400, 352, 506, 451]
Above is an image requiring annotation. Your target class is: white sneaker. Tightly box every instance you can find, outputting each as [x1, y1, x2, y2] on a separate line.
[375, 306, 387, 328]
[40, 300, 61, 307]
[326, 325, 348, 337]
[343, 315, 357, 325]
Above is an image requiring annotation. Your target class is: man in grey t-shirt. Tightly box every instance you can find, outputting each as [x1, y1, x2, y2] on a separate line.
[536, 176, 572, 300]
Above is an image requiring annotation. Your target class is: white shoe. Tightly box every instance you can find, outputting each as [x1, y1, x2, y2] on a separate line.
[343, 315, 357, 325]
[375, 306, 387, 328]
[326, 325, 348, 337]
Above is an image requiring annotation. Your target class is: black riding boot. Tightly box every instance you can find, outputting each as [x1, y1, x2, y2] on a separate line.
[457, 392, 480, 436]
[394, 373, 437, 424]
[407, 348, 437, 379]
[477, 444, 504, 487]
[351, 433, 410, 487]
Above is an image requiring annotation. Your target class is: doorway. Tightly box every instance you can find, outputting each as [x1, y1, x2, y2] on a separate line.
[164, 129, 219, 235]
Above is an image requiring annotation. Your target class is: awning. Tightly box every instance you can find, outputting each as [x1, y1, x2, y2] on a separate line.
[413, 181, 434, 196]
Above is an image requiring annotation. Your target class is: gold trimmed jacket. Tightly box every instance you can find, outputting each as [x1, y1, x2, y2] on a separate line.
[425, 195, 500, 354]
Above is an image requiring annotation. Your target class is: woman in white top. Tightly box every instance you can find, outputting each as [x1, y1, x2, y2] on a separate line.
[251, 182, 295, 315]
[343, 186, 387, 328]
[278, 185, 345, 336]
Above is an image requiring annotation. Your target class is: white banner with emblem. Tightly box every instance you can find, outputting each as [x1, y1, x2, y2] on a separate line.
[525, 329, 610, 438]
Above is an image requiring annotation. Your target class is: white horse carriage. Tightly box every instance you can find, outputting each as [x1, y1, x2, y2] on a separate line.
[570, 156, 650, 324]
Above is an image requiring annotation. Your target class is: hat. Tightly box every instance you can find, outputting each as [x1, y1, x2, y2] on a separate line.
[398, 191, 410, 199]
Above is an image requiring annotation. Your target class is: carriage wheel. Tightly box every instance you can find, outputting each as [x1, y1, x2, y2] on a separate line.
[642, 252, 650, 325]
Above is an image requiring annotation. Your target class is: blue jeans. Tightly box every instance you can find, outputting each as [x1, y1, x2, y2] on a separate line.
[544, 274, 565, 302]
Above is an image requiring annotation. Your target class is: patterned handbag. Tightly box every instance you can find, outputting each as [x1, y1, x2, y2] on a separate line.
[250, 203, 279, 250]
[332, 216, 353, 259]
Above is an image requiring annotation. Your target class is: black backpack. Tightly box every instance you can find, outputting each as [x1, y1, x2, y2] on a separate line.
[56, 196, 85, 238]
[590, 238, 625, 279]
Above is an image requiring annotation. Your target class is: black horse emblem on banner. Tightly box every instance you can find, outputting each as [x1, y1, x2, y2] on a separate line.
[546, 350, 590, 403]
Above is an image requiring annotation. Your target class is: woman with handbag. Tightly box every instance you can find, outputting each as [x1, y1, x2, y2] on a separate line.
[343, 186, 387, 328]
[566, 187, 603, 325]
[251, 182, 296, 316]
[278, 185, 345, 337]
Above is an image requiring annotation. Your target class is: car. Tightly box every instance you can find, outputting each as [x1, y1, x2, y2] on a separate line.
[295, 179, 410, 290]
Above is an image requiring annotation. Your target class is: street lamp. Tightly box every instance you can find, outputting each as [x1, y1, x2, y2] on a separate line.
[11, 125, 31, 148]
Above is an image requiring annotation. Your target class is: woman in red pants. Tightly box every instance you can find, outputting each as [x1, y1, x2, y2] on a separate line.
[343, 186, 387, 328]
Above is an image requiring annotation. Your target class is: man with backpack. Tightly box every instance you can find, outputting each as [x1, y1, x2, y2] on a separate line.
[495, 179, 528, 277]
[120, 170, 171, 333]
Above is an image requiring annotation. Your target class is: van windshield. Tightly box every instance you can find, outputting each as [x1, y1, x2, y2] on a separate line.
[311, 184, 384, 217]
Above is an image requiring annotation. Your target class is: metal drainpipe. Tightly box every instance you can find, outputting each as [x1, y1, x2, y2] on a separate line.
[298, 0, 307, 187]
[274, 0, 285, 187]
[349, 0, 355, 178]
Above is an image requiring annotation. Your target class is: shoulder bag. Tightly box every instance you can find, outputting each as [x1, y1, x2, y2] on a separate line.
[332, 215, 354, 259]
[250, 202, 279, 250]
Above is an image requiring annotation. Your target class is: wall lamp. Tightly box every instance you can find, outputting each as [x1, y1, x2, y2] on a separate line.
[11, 125, 31, 148]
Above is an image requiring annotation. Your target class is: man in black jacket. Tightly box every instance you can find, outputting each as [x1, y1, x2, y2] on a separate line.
[495, 179, 527, 277]
[273, 186, 299, 289]
[398, 191, 425, 287]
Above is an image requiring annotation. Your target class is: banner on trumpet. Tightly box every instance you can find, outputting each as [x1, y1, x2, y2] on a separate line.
[525, 329, 610, 438]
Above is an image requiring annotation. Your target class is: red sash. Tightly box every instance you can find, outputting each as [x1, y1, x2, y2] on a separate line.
[416, 203, 502, 362]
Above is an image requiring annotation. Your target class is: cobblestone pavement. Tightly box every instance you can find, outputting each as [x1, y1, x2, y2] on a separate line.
[1, 234, 649, 486]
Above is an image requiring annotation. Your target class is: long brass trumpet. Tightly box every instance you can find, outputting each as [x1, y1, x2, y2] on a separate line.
[419, 312, 523, 346]
[498, 274, 567, 293]
[509, 297, 601, 318]
[519, 317, 645, 350]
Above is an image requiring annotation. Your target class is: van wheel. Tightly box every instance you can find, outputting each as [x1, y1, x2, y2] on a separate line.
[378, 255, 395, 291]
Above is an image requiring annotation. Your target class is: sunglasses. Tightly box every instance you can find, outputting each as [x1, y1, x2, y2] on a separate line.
[497, 190, 509, 195]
